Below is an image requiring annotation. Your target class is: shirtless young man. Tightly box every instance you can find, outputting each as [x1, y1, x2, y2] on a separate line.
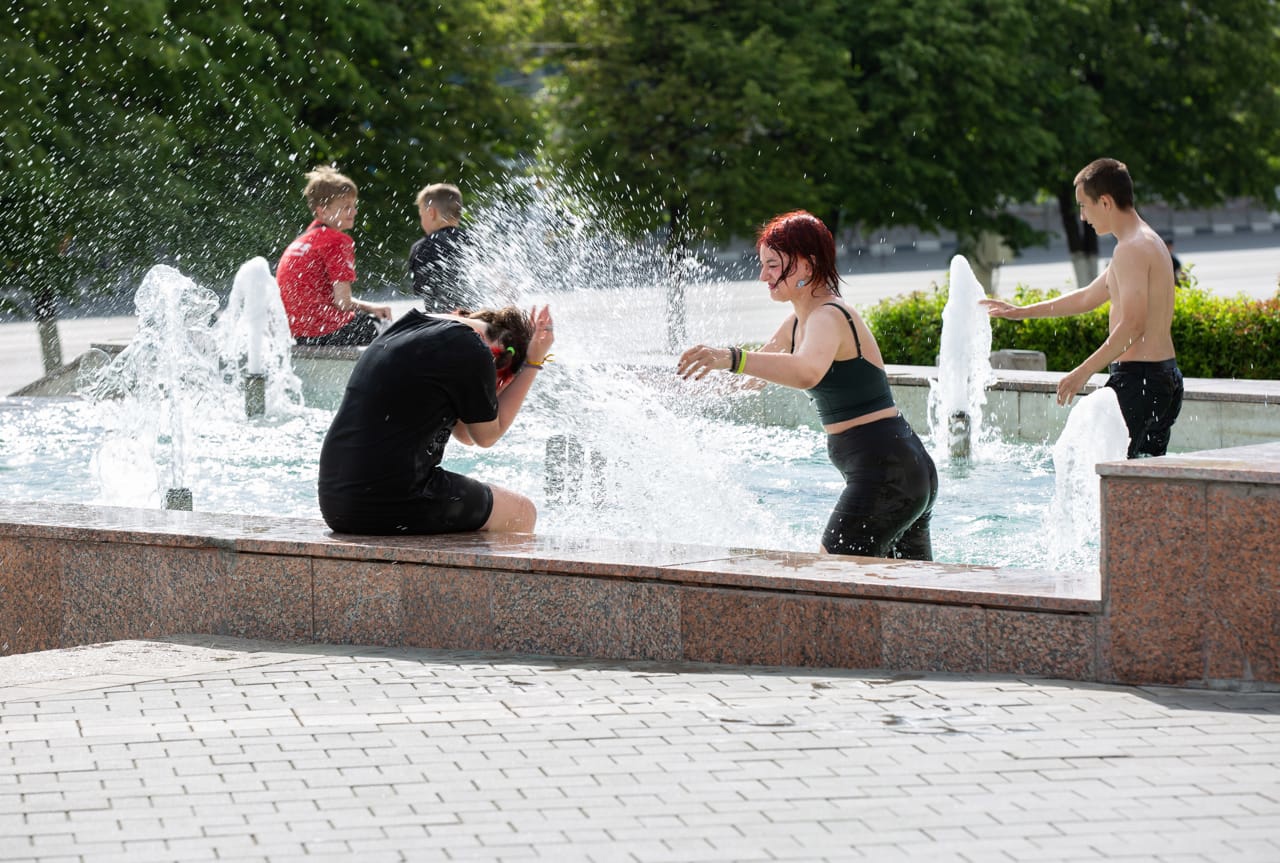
[981, 158, 1182, 458]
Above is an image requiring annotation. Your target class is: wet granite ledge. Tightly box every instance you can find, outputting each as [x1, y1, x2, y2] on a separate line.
[1, 500, 1100, 682]
[3, 435, 1276, 690]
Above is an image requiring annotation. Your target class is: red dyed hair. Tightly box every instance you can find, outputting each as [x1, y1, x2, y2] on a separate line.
[756, 210, 841, 297]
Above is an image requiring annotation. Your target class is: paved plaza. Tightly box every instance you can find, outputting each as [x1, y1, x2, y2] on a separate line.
[1, 636, 1279, 862]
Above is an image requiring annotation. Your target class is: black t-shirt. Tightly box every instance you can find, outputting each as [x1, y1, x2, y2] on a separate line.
[318, 311, 498, 505]
[409, 226, 469, 312]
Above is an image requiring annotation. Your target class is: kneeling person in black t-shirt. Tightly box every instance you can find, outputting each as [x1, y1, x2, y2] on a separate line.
[318, 305, 554, 535]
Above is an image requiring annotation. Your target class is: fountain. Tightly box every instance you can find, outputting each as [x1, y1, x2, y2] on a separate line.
[1046, 387, 1129, 568]
[928, 255, 993, 459]
[76, 265, 225, 510]
[2, 177, 1278, 688]
[0, 182, 1106, 569]
[72, 260, 302, 511]
[213, 256, 303, 418]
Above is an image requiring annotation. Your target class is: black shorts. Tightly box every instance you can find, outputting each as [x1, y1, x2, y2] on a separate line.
[1106, 359, 1183, 458]
[296, 313, 381, 347]
[319, 467, 495, 536]
[822, 414, 939, 561]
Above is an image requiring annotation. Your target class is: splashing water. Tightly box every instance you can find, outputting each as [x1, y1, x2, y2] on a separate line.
[77, 262, 302, 508]
[2, 175, 1103, 568]
[1045, 387, 1129, 569]
[438, 175, 811, 548]
[213, 256, 303, 416]
[459, 173, 709, 353]
[928, 255, 994, 460]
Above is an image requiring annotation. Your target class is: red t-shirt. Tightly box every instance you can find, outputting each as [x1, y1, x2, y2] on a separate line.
[277, 220, 357, 338]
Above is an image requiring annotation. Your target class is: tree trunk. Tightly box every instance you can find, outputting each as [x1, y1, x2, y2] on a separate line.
[664, 199, 688, 352]
[1057, 186, 1099, 288]
[966, 230, 1013, 296]
[33, 285, 63, 372]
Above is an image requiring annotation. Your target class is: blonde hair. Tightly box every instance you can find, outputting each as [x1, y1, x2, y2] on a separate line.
[303, 165, 358, 210]
[415, 183, 463, 221]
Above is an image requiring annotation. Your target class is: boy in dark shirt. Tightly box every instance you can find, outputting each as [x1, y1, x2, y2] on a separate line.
[409, 183, 470, 312]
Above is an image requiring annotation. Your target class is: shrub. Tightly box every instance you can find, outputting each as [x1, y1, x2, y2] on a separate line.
[863, 274, 1280, 380]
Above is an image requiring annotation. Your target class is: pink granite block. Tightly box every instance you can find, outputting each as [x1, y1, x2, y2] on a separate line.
[680, 588, 785, 666]
[1201, 482, 1280, 684]
[0, 537, 63, 655]
[402, 566, 495, 651]
[222, 553, 312, 642]
[778, 595, 881, 669]
[879, 601, 986, 673]
[1099, 478, 1207, 685]
[60, 543, 224, 646]
[313, 559, 403, 646]
[986, 610, 1097, 680]
[626, 582, 681, 661]
[491, 573, 661, 659]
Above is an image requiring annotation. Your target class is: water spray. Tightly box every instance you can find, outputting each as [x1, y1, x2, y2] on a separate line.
[929, 255, 994, 460]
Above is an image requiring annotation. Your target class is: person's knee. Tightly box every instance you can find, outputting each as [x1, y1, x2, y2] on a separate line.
[484, 488, 537, 533]
[511, 495, 537, 532]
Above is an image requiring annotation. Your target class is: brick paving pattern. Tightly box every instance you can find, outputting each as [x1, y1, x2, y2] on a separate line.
[1, 637, 1278, 862]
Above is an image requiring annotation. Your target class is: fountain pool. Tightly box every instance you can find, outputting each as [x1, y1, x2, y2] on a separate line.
[0, 185, 1114, 575]
[0, 382, 1080, 570]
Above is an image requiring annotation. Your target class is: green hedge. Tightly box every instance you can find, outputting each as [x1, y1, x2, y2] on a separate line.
[864, 277, 1280, 380]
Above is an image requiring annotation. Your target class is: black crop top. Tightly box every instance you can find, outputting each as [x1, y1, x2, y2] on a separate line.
[790, 303, 896, 425]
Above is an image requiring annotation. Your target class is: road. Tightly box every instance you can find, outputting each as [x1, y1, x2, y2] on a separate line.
[1, 231, 1276, 396]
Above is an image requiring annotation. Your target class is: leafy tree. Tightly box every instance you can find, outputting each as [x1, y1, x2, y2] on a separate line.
[1020, 0, 1280, 285]
[543, 0, 863, 245]
[836, 0, 1055, 252]
[1, 0, 539, 372]
[539, 0, 866, 343]
[539, 0, 1280, 299]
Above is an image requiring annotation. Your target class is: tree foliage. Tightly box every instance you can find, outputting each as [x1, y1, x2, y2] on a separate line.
[1019, 0, 1280, 254]
[838, 0, 1055, 250]
[539, 0, 1280, 258]
[1, 0, 538, 339]
[3, 0, 1278, 357]
[539, 0, 864, 245]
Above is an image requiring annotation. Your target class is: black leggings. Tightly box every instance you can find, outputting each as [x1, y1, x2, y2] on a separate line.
[822, 415, 938, 560]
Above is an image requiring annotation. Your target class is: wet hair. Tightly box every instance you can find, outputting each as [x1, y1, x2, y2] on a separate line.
[303, 165, 357, 210]
[416, 183, 463, 221]
[457, 306, 534, 376]
[756, 210, 842, 297]
[1074, 158, 1134, 210]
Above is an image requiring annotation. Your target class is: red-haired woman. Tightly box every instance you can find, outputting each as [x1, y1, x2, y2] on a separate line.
[678, 211, 937, 560]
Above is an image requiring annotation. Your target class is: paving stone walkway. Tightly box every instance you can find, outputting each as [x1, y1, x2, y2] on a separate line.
[1, 636, 1278, 862]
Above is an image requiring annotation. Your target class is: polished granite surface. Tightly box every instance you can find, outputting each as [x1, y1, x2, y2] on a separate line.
[0, 500, 1099, 612]
[1097, 440, 1280, 483]
[5, 430, 1278, 686]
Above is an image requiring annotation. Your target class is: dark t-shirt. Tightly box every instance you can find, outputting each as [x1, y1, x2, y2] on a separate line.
[317, 311, 498, 508]
[409, 226, 470, 312]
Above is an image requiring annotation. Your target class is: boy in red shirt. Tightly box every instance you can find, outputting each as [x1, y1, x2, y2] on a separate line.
[277, 165, 392, 345]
